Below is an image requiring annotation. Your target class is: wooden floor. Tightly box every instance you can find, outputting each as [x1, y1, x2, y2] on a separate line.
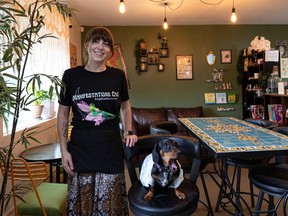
[125, 161, 286, 216]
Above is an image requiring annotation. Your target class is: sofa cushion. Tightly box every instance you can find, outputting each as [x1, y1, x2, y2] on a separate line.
[132, 107, 168, 136]
[167, 106, 203, 134]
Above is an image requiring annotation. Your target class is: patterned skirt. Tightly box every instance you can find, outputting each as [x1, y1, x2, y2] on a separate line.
[66, 172, 129, 216]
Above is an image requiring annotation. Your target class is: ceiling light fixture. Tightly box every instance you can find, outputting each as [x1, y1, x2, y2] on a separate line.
[231, 0, 237, 23]
[163, 3, 168, 30]
[119, 0, 126, 14]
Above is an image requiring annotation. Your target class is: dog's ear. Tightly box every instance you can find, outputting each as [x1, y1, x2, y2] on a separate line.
[152, 142, 160, 163]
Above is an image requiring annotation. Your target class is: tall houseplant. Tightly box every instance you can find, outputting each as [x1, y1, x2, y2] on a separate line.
[0, 1, 72, 214]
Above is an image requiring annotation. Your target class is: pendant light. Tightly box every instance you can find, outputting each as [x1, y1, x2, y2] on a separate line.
[119, 0, 126, 14]
[163, 3, 168, 30]
[231, 0, 237, 23]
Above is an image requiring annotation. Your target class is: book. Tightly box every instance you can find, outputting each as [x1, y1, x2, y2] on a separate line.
[216, 93, 227, 104]
[204, 93, 216, 104]
[250, 105, 264, 119]
[228, 93, 236, 104]
[268, 104, 283, 124]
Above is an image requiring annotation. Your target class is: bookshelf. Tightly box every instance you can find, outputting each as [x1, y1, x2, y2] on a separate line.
[264, 93, 288, 125]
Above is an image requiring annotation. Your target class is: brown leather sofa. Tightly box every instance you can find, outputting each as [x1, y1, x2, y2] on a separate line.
[131, 106, 203, 136]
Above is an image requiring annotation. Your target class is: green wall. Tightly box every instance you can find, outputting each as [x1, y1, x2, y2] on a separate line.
[83, 25, 288, 119]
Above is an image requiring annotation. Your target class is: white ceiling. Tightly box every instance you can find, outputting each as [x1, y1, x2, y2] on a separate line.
[68, 0, 288, 27]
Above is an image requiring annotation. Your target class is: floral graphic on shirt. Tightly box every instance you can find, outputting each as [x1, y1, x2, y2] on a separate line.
[77, 101, 115, 126]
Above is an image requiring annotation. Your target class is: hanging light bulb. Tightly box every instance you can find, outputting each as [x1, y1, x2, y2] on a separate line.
[231, 0, 237, 23]
[163, 3, 168, 29]
[119, 0, 126, 14]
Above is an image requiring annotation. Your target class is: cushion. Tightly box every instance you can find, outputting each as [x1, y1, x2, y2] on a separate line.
[132, 107, 168, 136]
[17, 183, 67, 216]
[167, 106, 203, 133]
[128, 180, 199, 216]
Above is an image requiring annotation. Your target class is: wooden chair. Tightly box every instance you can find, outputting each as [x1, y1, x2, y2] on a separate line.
[1, 158, 67, 216]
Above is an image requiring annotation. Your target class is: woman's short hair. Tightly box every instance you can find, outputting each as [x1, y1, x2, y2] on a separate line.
[83, 27, 114, 63]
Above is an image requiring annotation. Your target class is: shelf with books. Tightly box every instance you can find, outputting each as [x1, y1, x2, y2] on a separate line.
[264, 93, 288, 125]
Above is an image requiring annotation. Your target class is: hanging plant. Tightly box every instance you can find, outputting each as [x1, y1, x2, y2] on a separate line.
[134, 39, 146, 72]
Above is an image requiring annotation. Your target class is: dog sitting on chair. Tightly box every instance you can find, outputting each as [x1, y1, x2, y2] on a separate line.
[140, 138, 185, 201]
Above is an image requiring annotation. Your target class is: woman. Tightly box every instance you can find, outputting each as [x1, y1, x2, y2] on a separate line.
[57, 26, 137, 215]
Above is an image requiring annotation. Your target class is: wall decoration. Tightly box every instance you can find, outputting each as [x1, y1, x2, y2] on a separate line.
[204, 93, 216, 104]
[276, 40, 287, 58]
[220, 49, 232, 64]
[280, 57, 288, 78]
[107, 43, 130, 89]
[228, 93, 236, 103]
[158, 63, 165, 71]
[148, 52, 159, 65]
[160, 48, 169, 58]
[70, 43, 77, 68]
[176, 55, 193, 80]
[216, 92, 227, 104]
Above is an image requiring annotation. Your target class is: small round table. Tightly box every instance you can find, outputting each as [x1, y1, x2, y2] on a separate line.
[20, 142, 64, 183]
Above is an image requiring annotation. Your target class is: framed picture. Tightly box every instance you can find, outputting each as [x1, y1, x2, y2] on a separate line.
[140, 56, 147, 63]
[216, 92, 227, 104]
[140, 62, 148, 72]
[176, 55, 193, 80]
[160, 48, 169, 58]
[148, 52, 159, 65]
[220, 49, 232, 64]
[227, 93, 236, 103]
[204, 93, 216, 104]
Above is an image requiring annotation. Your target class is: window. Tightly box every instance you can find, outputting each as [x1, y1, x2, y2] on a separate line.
[1, 2, 70, 136]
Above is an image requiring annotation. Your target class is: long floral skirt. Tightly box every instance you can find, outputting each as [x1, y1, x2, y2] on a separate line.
[66, 172, 129, 216]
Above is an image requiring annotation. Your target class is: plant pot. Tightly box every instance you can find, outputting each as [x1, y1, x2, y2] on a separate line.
[42, 100, 55, 119]
[31, 105, 44, 119]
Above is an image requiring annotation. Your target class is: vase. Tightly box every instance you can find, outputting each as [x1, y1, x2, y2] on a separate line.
[31, 105, 44, 119]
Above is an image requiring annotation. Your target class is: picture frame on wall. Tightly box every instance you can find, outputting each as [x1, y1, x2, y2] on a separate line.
[220, 49, 232, 64]
[176, 55, 193, 80]
[148, 52, 159, 65]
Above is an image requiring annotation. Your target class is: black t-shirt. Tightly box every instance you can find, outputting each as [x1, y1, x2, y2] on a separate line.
[59, 66, 129, 173]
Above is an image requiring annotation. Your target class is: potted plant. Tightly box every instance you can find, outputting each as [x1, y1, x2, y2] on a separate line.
[30, 89, 50, 118]
[0, 1, 73, 215]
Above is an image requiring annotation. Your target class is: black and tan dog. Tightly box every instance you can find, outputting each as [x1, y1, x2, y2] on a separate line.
[140, 139, 186, 201]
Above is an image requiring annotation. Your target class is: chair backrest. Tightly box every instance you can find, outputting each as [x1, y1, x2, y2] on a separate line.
[150, 121, 178, 135]
[124, 134, 202, 186]
[272, 126, 288, 136]
[1, 158, 49, 215]
[244, 118, 278, 129]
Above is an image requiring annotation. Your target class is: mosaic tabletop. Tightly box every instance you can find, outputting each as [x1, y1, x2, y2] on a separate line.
[179, 117, 288, 158]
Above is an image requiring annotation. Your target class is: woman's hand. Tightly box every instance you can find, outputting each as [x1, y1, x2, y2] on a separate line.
[61, 150, 75, 176]
[124, 134, 138, 147]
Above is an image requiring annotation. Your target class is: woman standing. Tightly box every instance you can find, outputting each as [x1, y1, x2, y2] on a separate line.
[57, 26, 137, 215]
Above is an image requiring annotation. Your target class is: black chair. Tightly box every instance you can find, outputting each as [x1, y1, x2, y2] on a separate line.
[273, 126, 288, 164]
[124, 134, 201, 216]
[215, 118, 278, 212]
[244, 118, 278, 129]
[150, 121, 178, 135]
[150, 121, 214, 216]
[249, 164, 288, 215]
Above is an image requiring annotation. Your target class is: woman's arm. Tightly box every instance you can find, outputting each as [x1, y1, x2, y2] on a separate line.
[120, 100, 137, 147]
[57, 104, 74, 175]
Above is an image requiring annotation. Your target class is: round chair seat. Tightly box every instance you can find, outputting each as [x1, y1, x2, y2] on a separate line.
[128, 179, 199, 216]
[226, 158, 263, 168]
[249, 164, 288, 195]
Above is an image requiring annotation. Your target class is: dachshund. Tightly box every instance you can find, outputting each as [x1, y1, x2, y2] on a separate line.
[140, 138, 186, 202]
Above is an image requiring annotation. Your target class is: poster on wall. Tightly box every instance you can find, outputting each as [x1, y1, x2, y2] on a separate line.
[106, 43, 131, 89]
